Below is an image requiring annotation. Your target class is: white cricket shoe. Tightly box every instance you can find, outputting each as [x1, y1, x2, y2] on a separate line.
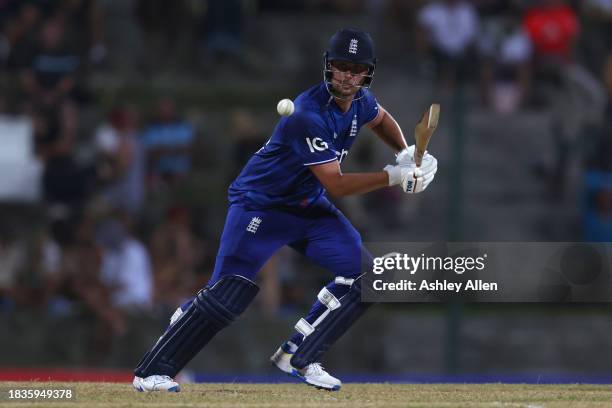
[292, 363, 342, 391]
[270, 342, 341, 391]
[133, 375, 181, 392]
[270, 344, 294, 374]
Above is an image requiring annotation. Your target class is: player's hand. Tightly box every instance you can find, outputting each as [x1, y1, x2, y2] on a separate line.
[384, 151, 437, 193]
[395, 145, 436, 168]
[395, 145, 417, 166]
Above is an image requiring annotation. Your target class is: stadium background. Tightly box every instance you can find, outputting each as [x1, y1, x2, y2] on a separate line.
[0, 0, 611, 383]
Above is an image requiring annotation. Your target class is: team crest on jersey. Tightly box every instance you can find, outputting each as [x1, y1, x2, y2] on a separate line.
[246, 217, 262, 234]
[349, 39, 358, 54]
[349, 115, 358, 137]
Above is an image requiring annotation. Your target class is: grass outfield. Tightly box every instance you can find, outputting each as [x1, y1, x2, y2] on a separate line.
[1, 382, 612, 407]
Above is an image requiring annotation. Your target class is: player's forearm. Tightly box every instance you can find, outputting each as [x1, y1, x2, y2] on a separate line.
[325, 171, 389, 197]
[371, 110, 408, 153]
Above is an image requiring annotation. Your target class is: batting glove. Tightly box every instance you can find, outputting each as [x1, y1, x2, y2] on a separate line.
[384, 148, 438, 193]
[395, 145, 417, 166]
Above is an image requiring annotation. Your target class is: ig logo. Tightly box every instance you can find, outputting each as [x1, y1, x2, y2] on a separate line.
[305, 137, 328, 153]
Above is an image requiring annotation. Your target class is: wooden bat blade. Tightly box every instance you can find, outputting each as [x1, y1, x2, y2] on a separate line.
[427, 103, 440, 129]
[414, 103, 440, 166]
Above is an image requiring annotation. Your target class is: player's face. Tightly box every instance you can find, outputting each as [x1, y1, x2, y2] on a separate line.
[329, 60, 369, 98]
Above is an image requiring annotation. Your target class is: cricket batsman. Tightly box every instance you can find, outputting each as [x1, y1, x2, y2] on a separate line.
[133, 28, 438, 392]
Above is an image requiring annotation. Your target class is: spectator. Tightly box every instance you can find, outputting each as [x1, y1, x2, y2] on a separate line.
[416, 0, 479, 90]
[523, 1, 606, 198]
[53, 0, 107, 67]
[479, 12, 533, 112]
[521, 1, 581, 94]
[523, 0, 579, 65]
[20, 17, 80, 110]
[94, 106, 146, 215]
[142, 98, 195, 187]
[32, 106, 75, 160]
[96, 216, 153, 311]
[0, 1, 44, 71]
[18, 17, 88, 208]
[33, 108, 95, 207]
[199, 0, 247, 68]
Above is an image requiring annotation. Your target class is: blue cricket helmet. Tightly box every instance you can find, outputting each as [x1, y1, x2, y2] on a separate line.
[323, 28, 377, 90]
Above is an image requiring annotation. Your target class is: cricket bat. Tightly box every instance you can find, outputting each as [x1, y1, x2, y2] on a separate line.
[414, 103, 440, 167]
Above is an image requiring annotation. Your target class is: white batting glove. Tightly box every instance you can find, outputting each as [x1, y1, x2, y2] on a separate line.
[396, 145, 438, 181]
[396, 145, 436, 168]
[384, 149, 438, 193]
[395, 145, 417, 166]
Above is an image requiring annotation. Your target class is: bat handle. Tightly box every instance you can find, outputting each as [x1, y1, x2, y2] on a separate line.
[414, 148, 425, 167]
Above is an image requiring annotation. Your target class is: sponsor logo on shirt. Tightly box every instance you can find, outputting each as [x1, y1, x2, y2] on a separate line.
[305, 137, 329, 152]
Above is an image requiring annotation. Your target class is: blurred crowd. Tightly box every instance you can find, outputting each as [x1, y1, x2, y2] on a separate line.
[0, 0, 611, 356]
[408, 0, 612, 238]
[392, 0, 611, 238]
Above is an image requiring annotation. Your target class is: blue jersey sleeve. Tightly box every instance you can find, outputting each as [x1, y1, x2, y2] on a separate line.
[284, 111, 337, 166]
[360, 90, 380, 125]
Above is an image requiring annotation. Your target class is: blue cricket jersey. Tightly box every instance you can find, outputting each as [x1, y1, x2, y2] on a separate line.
[228, 82, 379, 209]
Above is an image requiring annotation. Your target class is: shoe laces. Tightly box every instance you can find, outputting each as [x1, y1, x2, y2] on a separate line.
[149, 375, 173, 383]
[308, 363, 325, 375]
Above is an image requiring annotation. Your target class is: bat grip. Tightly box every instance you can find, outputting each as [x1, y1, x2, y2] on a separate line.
[414, 149, 425, 167]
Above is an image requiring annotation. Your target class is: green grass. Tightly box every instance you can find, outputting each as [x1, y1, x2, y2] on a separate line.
[1, 382, 612, 407]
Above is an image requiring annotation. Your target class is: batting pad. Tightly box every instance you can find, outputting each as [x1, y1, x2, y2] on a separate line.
[290, 275, 372, 369]
[134, 275, 259, 378]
